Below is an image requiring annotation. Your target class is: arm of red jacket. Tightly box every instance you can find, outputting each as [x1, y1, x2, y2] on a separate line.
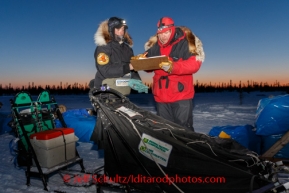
[170, 55, 202, 75]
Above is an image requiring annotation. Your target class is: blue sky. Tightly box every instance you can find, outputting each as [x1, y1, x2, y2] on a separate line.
[1, 0, 289, 88]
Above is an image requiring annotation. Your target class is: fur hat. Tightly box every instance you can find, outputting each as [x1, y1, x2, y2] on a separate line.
[144, 26, 205, 62]
[94, 19, 133, 47]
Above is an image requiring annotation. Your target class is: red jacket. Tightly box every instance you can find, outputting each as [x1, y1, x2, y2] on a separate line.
[146, 27, 203, 103]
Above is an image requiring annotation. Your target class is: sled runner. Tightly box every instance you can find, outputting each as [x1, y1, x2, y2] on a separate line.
[10, 90, 85, 191]
[89, 86, 289, 193]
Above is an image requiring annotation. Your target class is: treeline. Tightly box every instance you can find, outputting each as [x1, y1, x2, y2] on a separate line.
[0, 84, 90, 96]
[195, 80, 289, 93]
[0, 80, 289, 96]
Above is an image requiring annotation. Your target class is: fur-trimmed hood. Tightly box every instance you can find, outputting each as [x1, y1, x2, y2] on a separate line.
[94, 20, 133, 47]
[144, 26, 205, 62]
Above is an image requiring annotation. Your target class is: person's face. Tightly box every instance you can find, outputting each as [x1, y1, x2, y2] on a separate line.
[114, 26, 125, 36]
[158, 30, 172, 44]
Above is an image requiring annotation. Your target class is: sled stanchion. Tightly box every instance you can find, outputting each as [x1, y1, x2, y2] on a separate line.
[106, 129, 122, 171]
[15, 110, 49, 190]
[76, 150, 85, 173]
[105, 129, 132, 191]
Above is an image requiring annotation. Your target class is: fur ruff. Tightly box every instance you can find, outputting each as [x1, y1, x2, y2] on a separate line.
[94, 20, 133, 47]
[144, 26, 205, 62]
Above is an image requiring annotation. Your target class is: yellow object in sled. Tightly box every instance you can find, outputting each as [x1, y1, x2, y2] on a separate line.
[219, 131, 231, 139]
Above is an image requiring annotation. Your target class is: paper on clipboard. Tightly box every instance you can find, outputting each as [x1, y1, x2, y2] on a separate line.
[130, 55, 168, 71]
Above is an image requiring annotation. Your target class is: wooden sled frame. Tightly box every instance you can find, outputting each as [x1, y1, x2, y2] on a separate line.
[261, 130, 289, 164]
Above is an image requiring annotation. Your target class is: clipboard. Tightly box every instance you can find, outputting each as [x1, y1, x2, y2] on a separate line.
[130, 56, 168, 71]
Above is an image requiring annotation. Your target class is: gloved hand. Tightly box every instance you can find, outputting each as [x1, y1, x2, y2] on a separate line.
[131, 52, 148, 60]
[128, 79, 149, 93]
[159, 59, 173, 73]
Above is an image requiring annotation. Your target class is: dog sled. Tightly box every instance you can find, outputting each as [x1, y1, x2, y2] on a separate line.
[89, 86, 289, 193]
[10, 90, 85, 191]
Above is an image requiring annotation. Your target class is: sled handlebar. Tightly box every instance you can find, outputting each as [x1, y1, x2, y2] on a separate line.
[91, 86, 127, 100]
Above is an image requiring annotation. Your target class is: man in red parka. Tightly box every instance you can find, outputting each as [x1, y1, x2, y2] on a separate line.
[144, 17, 205, 131]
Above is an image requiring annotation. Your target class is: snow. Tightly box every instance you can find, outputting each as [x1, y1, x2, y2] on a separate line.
[0, 91, 287, 192]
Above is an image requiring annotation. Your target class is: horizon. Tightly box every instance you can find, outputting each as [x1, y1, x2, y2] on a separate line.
[1, 78, 288, 89]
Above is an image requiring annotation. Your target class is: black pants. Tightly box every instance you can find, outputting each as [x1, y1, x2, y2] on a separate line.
[156, 99, 194, 131]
